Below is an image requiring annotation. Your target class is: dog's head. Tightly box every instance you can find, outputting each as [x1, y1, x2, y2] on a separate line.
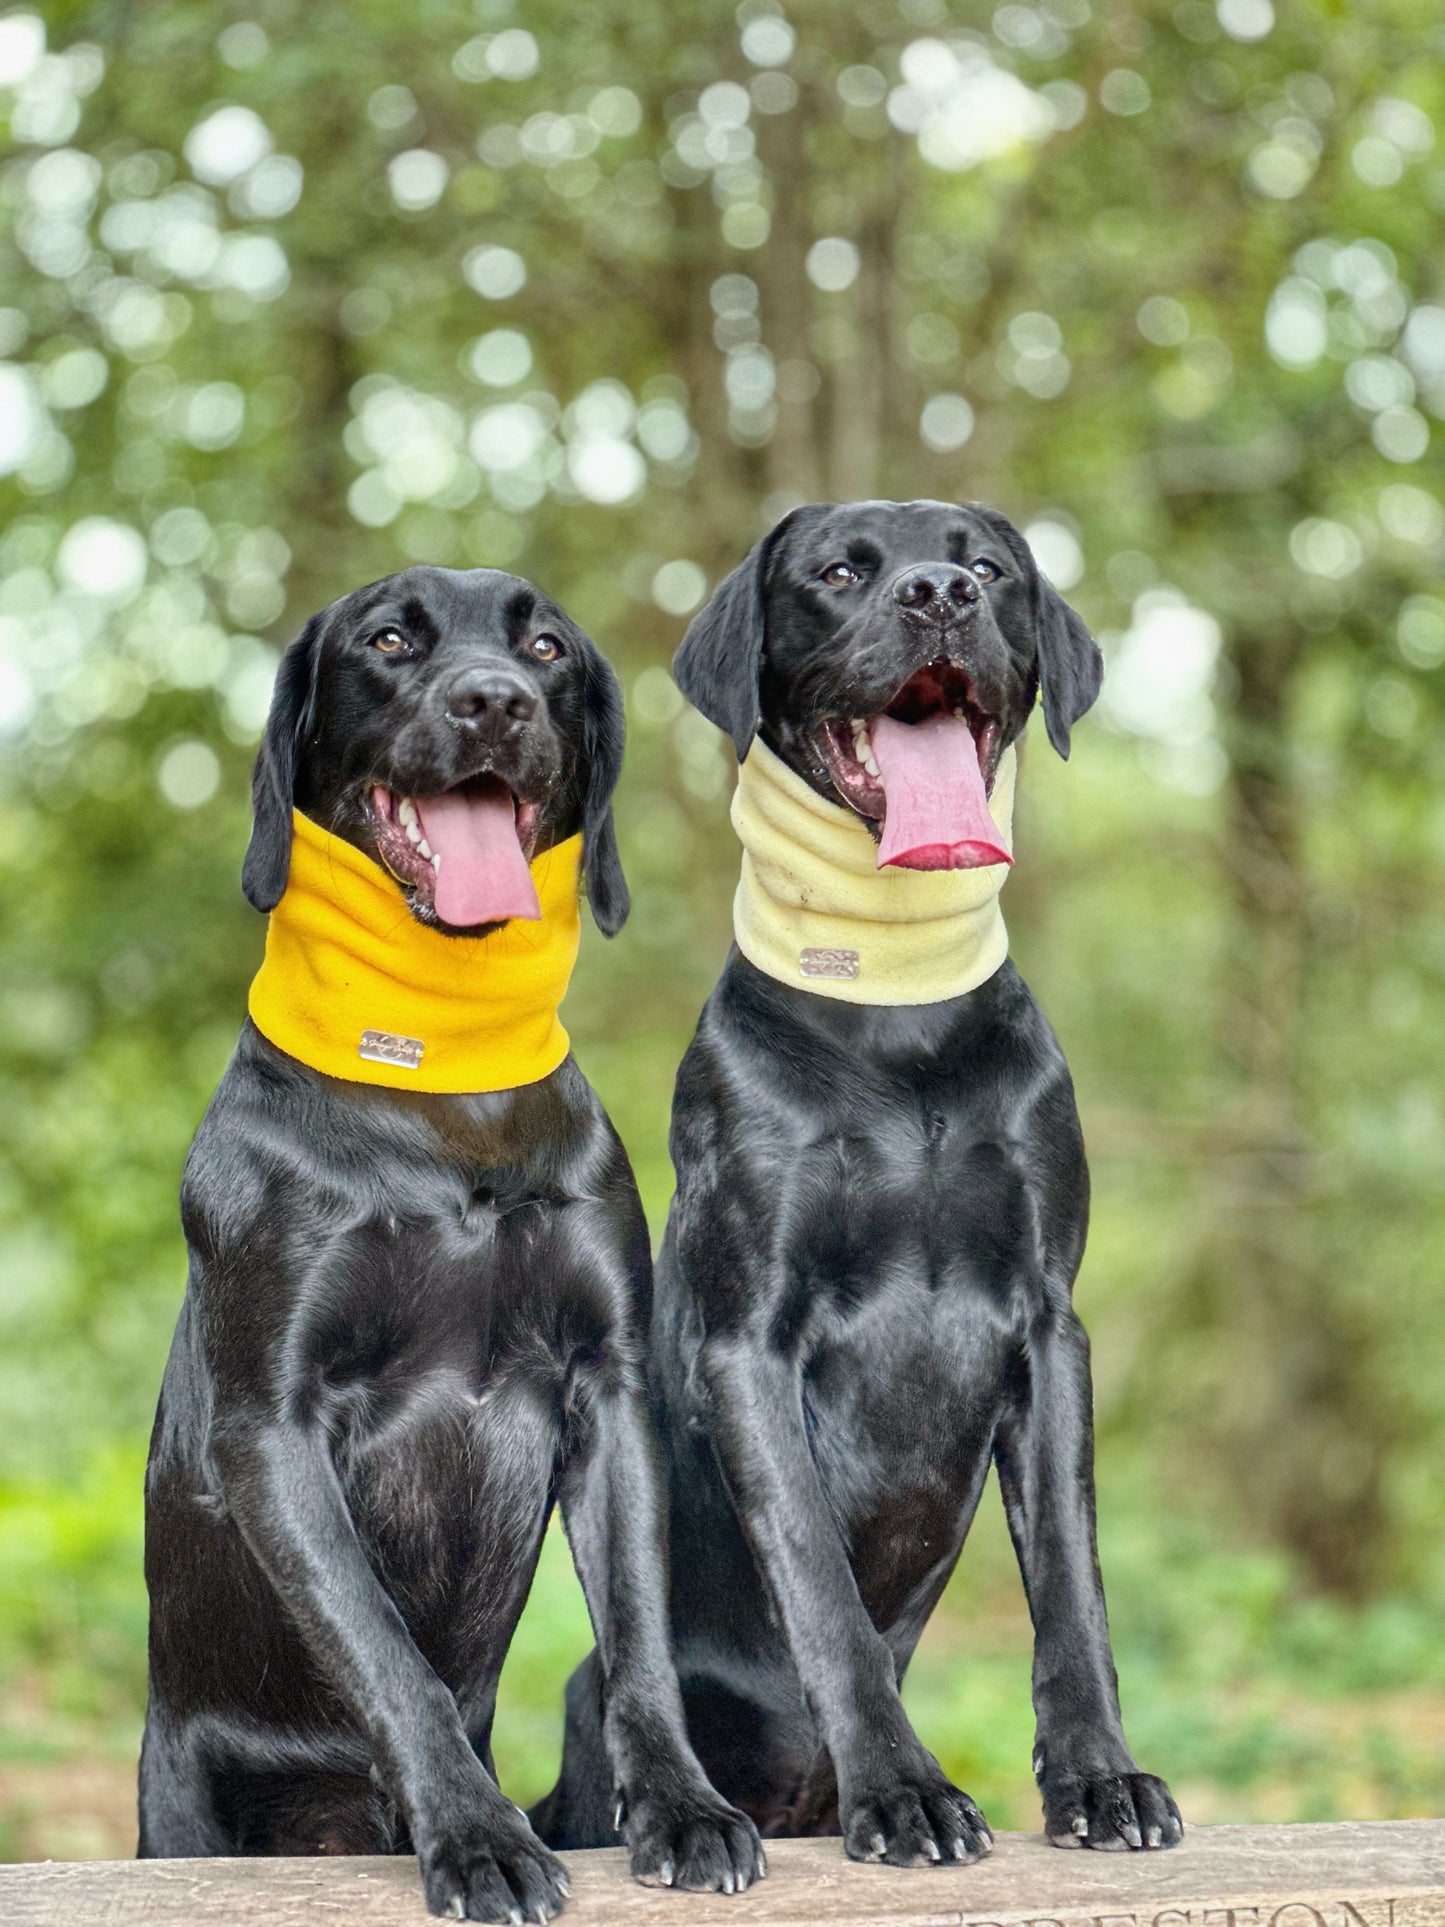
[674, 499, 1101, 870]
[242, 566, 628, 936]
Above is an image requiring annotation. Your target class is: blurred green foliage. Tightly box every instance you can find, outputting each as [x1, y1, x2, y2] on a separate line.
[1, 0, 1443, 1858]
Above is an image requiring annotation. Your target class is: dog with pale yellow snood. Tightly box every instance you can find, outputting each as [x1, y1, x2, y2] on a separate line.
[139, 565, 762, 1922]
[538, 501, 1183, 1870]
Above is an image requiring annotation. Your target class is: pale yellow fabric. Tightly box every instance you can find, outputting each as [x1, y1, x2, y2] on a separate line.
[729, 737, 1016, 1006]
[248, 808, 582, 1093]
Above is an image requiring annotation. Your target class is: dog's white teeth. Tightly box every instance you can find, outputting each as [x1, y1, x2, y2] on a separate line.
[838, 715, 881, 779]
[431, 851, 441, 873]
[418, 835, 433, 859]
[398, 797, 418, 827]
[953, 707, 966, 722]
[405, 821, 423, 846]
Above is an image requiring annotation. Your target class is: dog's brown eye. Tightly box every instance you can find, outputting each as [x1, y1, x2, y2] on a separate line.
[529, 634, 563, 662]
[821, 561, 861, 587]
[371, 628, 409, 654]
[971, 560, 999, 583]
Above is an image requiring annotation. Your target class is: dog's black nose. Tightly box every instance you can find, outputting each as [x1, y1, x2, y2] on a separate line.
[445, 665, 538, 732]
[891, 564, 978, 613]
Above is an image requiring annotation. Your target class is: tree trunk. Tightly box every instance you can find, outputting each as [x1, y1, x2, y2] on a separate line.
[756, 90, 823, 503]
[1204, 624, 1392, 1598]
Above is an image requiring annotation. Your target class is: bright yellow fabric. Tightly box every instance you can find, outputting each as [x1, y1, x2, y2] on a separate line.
[248, 809, 582, 1093]
[730, 737, 1016, 1007]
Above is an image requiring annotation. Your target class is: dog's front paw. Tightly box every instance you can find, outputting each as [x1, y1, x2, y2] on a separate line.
[1041, 1768, 1183, 1852]
[416, 1801, 570, 1922]
[841, 1751, 993, 1868]
[616, 1782, 765, 1895]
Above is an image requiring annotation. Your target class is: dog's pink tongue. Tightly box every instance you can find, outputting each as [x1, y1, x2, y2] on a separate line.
[414, 780, 540, 927]
[871, 713, 1012, 872]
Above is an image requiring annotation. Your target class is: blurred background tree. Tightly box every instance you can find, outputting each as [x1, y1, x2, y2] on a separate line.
[1, 0, 1442, 1861]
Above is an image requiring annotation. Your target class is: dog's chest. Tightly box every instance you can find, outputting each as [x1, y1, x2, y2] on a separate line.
[302, 1189, 612, 1434]
[793, 1270, 1014, 1623]
[307, 1203, 597, 1623]
[780, 1120, 1042, 1318]
[771, 1126, 1041, 1546]
[803, 1261, 1011, 1462]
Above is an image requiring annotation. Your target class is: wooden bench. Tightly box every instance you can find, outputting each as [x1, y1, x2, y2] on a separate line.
[2, 1822, 1441, 1926]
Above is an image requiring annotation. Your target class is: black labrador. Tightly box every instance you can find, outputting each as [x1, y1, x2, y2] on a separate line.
[537, 503, 1182, 1865]
[139, 567, 762, 1920]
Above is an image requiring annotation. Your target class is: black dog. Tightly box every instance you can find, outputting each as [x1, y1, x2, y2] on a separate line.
[140, 567, 762, 1919]
[538, 503, 1182, 1865]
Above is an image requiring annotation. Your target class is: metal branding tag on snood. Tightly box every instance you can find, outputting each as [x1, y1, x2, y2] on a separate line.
[799, 947, 860, 980]
[358, 1028, 425, 1070]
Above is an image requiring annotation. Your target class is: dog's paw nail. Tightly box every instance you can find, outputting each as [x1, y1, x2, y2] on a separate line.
[660, 1859, 674, 1887]
[1147, 1825, 1163, 1848]
[1072, 1815, 1089, 1836]
[869, 1831, 887, 1860]
[756, 1854, 768, 1880]
[445, 1899, 466, 1921]
[507, 1909, 523, 1926]
[925, 1839, 942, 1862]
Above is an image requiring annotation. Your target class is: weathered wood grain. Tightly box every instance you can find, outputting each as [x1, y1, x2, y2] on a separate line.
[1, 1822, 1441, 1927]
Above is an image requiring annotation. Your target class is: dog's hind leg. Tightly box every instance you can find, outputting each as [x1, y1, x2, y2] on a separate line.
[527, 1651, 616, 1850]
[994, 1307, 1184, 1853]
[556, 1377, 764, 1891]
[137, 1712, 229, 1858]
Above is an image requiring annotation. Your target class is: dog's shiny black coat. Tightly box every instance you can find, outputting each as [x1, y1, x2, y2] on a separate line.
[538, 504, 1181, 1865]
[140, 569, 761, 1921]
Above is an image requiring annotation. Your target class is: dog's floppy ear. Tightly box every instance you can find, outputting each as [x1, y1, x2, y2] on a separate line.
[979, 508, 1102, 760]
[1034, 578, 1102, 759]
[579, 641, 630, 937]
[241, 616, 322, 913]
[673, 509, 802, 759]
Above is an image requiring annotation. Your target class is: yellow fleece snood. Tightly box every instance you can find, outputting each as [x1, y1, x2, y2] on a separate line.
[730, 738, 1016, 1007]
[248, 809, 582, 1093]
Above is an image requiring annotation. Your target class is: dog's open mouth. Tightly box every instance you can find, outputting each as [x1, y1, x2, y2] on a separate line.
[370, 776, 543, 927]
[814, 661, 1012, 872]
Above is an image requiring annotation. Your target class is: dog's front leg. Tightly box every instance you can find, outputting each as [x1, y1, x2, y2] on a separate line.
[699, 1335, 992, 1866]
[212, 1416, 568, 1920]
[994, 1307, 1183, 1852]
[559, 1377, 763, 1893]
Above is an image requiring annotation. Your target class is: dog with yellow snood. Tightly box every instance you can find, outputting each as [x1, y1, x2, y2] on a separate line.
[541, 503, 1182, 1869]
[140, 566, 762, 1921]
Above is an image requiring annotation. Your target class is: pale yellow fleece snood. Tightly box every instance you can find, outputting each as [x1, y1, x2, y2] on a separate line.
[729, 737, 1016, 1007]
